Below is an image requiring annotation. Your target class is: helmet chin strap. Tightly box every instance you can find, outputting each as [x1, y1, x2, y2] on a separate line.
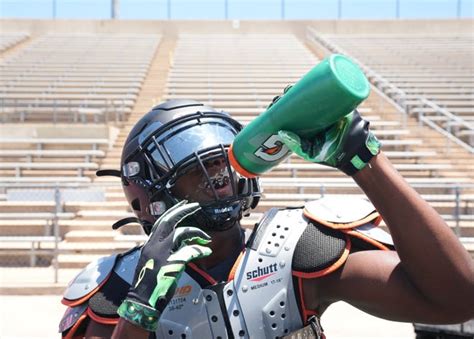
[178, 200, 242, 232]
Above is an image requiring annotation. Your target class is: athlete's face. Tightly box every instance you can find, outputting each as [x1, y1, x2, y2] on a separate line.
[171, 156, 236, 203]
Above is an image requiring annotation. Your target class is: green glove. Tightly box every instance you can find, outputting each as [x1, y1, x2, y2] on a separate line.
[278, 109, 381, 176]
[117, 201, 212, 331]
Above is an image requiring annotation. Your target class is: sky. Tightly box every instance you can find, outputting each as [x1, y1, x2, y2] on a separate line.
[0, 0, 473, 20]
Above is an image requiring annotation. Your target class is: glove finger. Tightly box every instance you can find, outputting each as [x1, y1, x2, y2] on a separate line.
[168, 244, 213, 263]
[149, 264, 184, 308]
[152, 201, 201, 237]
[150, 199, 187, 234]
[173, 227, 211, 250]
[278, 130, 302, 153]
[278, 130, 314, 162]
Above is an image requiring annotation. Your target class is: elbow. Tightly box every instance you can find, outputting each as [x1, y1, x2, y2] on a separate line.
[438, 285, 474, 323]
[447, 265, 474, 322]
[429, 275, 474, 323]
[430, 301, 474, 324]
[442, 309, 474, 325]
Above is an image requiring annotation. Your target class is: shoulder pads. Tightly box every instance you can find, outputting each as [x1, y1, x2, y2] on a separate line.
[349, 223, 394, 249]
[293, 216, 350, 278]
[304, 196, 380, 228]
[62, 254, 118, 305]
[85, 247, 141, 326]
[113, 246, 141, 284]
[59, 247, 142, 335]
[58, 303, 88, 333]
[304, 196, 393, 251]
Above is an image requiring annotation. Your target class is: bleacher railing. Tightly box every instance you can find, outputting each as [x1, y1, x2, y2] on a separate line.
[0, 97, 129, 124]
[416, 98, 474, 153]
[306, 27, 474, 154]
[1, 180, 473, 283]
[0, 183, 108, 282]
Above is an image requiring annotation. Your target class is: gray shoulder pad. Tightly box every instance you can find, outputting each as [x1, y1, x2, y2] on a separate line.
[113, 246, 141, 285]
[353, 223, 394, 247]
[58, 303, 88, 333]
[63, 254, 118, 301]
[304, 196, 380, 229]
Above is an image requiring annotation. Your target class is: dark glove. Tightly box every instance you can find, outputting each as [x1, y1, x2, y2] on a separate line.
[117, 201, 212, 331]
[278, 109, 381, 176]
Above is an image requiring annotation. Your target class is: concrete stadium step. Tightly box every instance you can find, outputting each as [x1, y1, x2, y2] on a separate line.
[104, 192, 128, 202]
[57, 254, 108, 269]
[0, 170, 98, 177]
[60, 219, 116, 229]
[0, 222, 66, 237]
[93, 176, 120, 183]
[0, 202, 56, 213]
[59, 240, 138, 253]
[0, 267, 81, 294]
[460, 238, 474, 257]
[76, 210, 134, 220]
[64, 230, 117, 242]
[65, 201, 128, 211]
[11, 239, 138, 254]
[446, 222, 474, 237]
[104, 191, 125, 198]
[100, 161, 120, 168]
[60, 216, 142, 234]
[241, 214, 262, 228]
[57, 242, 141, 268]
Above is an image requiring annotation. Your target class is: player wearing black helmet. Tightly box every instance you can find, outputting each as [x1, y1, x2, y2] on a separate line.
[108, 99, 260, 234]
[60, 100, 474, 339]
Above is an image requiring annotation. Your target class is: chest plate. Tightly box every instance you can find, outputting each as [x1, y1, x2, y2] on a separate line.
[156, 208, 308, 338]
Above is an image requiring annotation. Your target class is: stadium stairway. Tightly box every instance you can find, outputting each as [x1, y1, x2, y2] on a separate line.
[0, 33, 32, 59]
[53, 35, 176, 268]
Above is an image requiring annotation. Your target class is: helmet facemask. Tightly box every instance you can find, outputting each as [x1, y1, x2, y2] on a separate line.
[122, 112, 260, 232]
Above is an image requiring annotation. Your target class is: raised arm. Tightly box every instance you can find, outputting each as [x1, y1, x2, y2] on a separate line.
[311, 153, 474, 323]
[355, 152, 473, 318]
[281, 110, 474, 323]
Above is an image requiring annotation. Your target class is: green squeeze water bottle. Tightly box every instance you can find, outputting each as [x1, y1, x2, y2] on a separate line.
[228, 54, 370, 178]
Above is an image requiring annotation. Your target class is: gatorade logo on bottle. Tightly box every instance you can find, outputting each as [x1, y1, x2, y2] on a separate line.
[254, 134, 290, 162]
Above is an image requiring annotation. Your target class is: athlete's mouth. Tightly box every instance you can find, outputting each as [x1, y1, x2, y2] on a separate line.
[199, 167, 232, 195]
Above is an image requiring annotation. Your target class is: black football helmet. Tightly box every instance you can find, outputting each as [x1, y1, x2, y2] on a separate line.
[100, 100, 261, 235]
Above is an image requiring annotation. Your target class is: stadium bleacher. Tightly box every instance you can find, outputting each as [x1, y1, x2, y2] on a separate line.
[0, 33, 160, 123]
[0, 21, 473, 288]
[307, 29, 474, 151]
[0, 32, 29, 53]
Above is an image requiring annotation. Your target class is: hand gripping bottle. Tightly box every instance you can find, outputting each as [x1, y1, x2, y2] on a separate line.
[228, 54, 370, 178]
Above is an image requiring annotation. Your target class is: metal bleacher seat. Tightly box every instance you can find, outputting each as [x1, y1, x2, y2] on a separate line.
[0, 33, 161, 123]
[311, 32, 474, 151]
[164, 32, 474, 239]
[163, 30, 473, 246]
[0, 187, 123, 266]
[0, 33, 163, 269]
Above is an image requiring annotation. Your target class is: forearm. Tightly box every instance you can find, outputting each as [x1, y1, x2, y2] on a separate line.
[111, 318, 149, 339]
[353, 152, 474, 313]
